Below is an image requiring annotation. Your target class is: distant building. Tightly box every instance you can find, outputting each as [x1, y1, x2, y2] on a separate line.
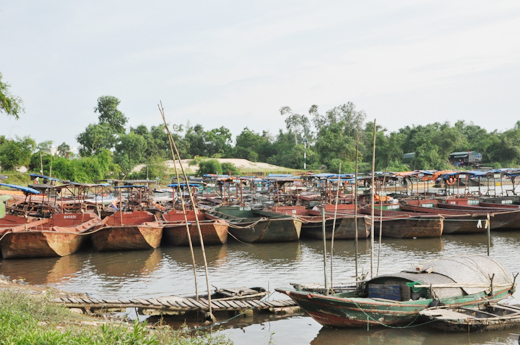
[402, 152, 415, 161]
[448, 151, 482, 167]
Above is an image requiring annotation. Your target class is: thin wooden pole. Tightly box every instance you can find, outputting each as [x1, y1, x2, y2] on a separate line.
[370, 119, 376, 279]
[487, 213, 491, 256]
[322, 207, 329, 295]
[159, 102, 214, 320]
[377, 168, 388, 275]
[160, 113, 199, 301]
[354, 137, 359, 281]
[330, 163, 341, 291]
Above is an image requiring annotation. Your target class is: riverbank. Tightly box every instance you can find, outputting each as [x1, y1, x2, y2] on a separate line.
[0, 275, 233, 345]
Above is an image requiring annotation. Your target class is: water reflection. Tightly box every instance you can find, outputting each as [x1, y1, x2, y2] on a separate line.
[2, 231, 520, 344]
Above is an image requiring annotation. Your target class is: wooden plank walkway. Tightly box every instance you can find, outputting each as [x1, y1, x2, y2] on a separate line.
[52, 295, 297, 313]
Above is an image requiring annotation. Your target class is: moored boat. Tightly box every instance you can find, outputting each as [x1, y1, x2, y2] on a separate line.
[91, 211, 163, 251]
[0, 213, 100, 259]
[161, 210, 228, 246]
[400, 199, 487, 234]
[420, 304, 520, 332]
[360, 208, 443, 238]
[277, 256, 516, 328]
[265, 205, 369, 240]
[205, 206, 301, 243]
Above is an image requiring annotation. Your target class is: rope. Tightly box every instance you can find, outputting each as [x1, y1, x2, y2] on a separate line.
[225, 217, 267, 229]
[351, 299, 438, 330]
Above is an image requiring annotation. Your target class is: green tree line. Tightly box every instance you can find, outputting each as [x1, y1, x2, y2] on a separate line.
[2, 93, 520, 182]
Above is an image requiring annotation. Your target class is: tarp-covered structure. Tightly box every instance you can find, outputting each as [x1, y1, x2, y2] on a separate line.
[371, 256, 513, 299]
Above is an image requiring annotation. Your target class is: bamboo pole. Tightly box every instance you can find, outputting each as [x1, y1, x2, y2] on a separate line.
[487, 213, 491, 256]
[322, 207, 329, 295]
[370, 120, 376, 279]
[330, 162, 341, 291]
[159, 102, 214, 320]
[354, 137, 359, 281]
[377, 168, 388, 275]
[160, 114, 199, 301]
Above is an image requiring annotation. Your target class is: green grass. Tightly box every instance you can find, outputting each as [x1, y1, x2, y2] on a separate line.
[0, 171, 32, 186]
[0, 290, 233, 345]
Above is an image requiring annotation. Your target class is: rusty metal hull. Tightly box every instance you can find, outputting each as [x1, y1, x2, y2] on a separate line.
[400, 204, 487, 234]
[1, 231, 87, 259]
[299, 215, 369, 240]
[163, 219, 228, 246]
[365, 215, 443, 238]
[91, 224, 163, 251]
[0, 213, 100, 259]
[229, 218, 302, 243]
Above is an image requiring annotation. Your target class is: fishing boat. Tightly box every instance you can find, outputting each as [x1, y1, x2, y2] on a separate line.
[161, 209, 228, 246]
[264, 205, 368, 240]
[360, 208, 444, 238]
[0, 213, 100, 259]
[420, 304, 520, 332]
[277, 256, 516, 328]
[400, 200, 488, 234]
[436, 201, 520, 230]
[204, 206, 301, 243]
[90, 211, 163, 251]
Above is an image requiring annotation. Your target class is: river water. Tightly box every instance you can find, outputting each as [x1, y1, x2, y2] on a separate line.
[1, 231, 520, 344]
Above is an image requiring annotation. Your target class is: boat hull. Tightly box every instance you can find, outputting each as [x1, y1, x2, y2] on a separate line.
[228, 218, 302, 243]
[0, 213, 100, 259]
[91, 224, 163, 251]
[1, 231, 86, 259]
[365, 215, 443, 238]
[300, 216, 369, 240]
[277, 287, 513, 328]
[163, 219, 228, 246]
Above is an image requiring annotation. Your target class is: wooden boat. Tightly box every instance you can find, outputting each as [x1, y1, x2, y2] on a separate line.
[360, 208, 443, 238]
[400, 200, 487, 234]
[161, 210, 228, 246]
[205, 206, 301, 243]
[277, 256, 516, 328]
[0, 213, 100, 259]
[265, 205, 368, 240]
[138, 286, 268, 318]
[436, 203, 520, 230]
[420, 304, 520, 332]
[91, 211, 163, 251]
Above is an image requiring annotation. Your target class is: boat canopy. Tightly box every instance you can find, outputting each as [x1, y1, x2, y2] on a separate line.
[0, 183, 41, 194]
[29, 173, 61, 182]
[167, 183, 200, 187]
[404, 256, 512, 296]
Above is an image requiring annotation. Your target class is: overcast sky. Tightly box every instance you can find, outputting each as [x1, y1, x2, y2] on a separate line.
[1, 0, 520, 149]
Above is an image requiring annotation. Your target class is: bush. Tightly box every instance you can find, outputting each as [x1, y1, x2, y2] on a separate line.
[196, 159, 222, 176]
[221, 162, 240, 175]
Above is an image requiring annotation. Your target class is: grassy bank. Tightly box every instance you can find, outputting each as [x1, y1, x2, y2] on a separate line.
[0, 289, 232, 345]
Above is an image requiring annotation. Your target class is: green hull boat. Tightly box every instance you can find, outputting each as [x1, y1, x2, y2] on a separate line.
[277, 256, 516, 328]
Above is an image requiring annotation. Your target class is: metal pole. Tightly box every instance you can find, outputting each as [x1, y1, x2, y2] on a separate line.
[322, 207, 329, 295]
[370, 119, 376, 279]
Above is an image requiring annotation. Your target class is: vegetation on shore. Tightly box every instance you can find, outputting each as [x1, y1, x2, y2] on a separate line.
[0, 289, 232, 345]
[2, 89, 520, 183]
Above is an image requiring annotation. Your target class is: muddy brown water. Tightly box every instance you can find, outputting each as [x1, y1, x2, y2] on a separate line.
[2, 232, 520, 344]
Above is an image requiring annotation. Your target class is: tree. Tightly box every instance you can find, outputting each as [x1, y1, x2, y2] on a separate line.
[57, 142, 72, 158]
[95, 96, 128, 134]
[0, 72, 24, 119]
[77, 123, 118, 156]
[0, 136, 36, 170]
[114, 132, 147, 176]
[196, 159, 222, 176]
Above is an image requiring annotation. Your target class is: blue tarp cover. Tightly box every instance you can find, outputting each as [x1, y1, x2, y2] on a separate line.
[0, 183, 41, 194]
[29, 174, 61, 182]
[167, 183, 200, 187]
